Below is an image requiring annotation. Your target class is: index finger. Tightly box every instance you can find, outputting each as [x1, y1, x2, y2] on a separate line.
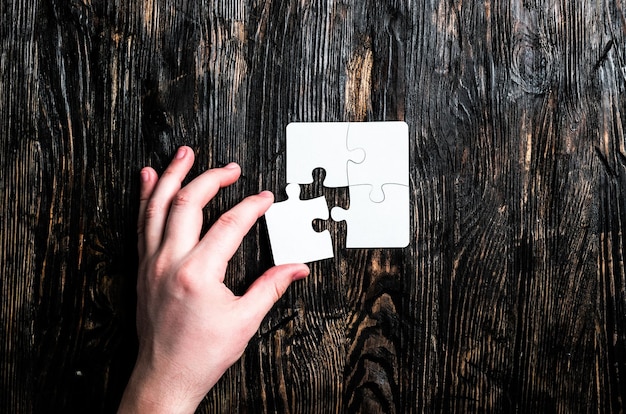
[193, 191, 275, 280]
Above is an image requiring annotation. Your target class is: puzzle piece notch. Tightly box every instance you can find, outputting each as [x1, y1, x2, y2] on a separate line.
[264, 183, 334, 265]
[286, 122, 366, 188]
[330, 183, 409, 248]
[348, 183, 393, 204]
[346, 121, 409, 203]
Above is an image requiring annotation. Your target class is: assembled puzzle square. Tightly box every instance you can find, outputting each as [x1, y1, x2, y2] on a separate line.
[265, 121, 409, 265]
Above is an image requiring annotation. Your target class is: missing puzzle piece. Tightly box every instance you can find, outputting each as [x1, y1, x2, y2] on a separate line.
[264, 183, 334, 265]
[331, 183, 409, 248]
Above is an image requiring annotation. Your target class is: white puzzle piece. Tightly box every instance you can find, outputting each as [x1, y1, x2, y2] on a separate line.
[286, 122, 366, 187]
[346, 121, 409, 202]
[331, 184, 410, 248]
[264, 183, 334, 265]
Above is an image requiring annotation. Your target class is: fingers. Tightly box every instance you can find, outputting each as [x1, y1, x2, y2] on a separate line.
[239, 264, 310, 323]
[143, 147, 195, 257]
[160, 163, 241, 256]
[137, 167, 158, 259]
[197, 191, 275, 278]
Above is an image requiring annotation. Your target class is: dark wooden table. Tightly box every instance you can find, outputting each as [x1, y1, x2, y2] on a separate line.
[2, 1, 626, 412]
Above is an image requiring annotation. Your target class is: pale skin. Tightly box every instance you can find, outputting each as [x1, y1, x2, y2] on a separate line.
[118, 146, 309, 413]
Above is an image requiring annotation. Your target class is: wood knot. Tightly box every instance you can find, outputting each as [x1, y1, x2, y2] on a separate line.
[510, 33, 555, 95]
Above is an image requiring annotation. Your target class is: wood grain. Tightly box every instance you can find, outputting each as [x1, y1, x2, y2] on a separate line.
[2, 0, 626, 412]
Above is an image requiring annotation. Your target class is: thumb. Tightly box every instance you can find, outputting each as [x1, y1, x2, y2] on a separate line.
[240, 264, 310, 322]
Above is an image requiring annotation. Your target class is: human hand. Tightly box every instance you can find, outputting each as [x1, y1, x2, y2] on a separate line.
[118, 147, 309, 413]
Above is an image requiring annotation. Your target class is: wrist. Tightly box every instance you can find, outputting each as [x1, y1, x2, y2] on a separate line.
[118, 359, 205, 414]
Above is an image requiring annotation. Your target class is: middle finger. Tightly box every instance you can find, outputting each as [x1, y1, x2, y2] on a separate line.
[160, 163, 242, 256]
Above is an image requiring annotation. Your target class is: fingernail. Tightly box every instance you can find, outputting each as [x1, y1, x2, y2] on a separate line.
[225, 162, 239, 169]
[175, 147, 187, 159]
[259, 190, 273, 198]
[140, 170, 150, 182]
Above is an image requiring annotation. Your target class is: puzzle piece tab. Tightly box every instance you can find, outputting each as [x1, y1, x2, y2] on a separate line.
[347, 121, 409, 202]
[286, 122, 366, 188]
[331, 184, 409, 248]
[264, 183, 334, 265]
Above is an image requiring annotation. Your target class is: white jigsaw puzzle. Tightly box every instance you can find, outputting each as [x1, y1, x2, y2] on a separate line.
[265, 121, 409, 264]
[264, 183, 334, 265]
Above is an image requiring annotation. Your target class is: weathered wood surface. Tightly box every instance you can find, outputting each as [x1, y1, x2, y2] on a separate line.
[2, 0, 626, 412]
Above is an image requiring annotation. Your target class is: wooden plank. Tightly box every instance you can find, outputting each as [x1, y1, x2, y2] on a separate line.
[1, 0, 39, 412]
